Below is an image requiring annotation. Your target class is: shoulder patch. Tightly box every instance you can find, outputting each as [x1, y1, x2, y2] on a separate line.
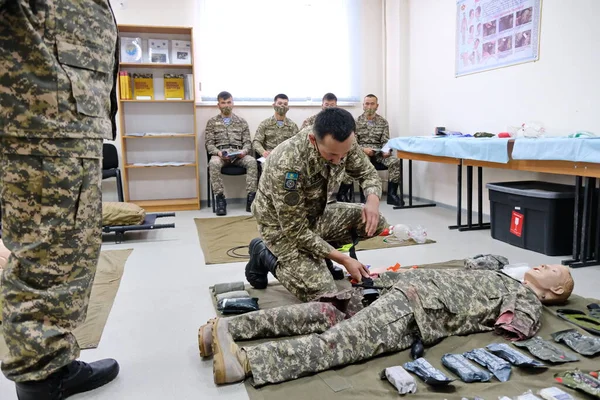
[284, 191, 300, 206]
[284, 171, 299, 191]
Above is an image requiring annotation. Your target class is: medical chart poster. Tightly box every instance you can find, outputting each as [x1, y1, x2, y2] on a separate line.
[456, 0, 541, 77]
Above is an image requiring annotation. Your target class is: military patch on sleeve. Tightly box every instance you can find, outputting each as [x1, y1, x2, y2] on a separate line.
[284, 171, 299, 191]
[284, 191, 300, 206]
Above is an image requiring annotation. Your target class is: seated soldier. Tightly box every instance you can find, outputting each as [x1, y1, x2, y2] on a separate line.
[337, 94, 403, 206]
[205, 91, 258, 216]
[301, 93, 338, 130]
[253, 94, 299, 160]
[199, 264, 574, 386]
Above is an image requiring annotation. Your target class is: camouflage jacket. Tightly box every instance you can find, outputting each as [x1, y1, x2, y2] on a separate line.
[205, 113, 252, 156]
[379, 268, 542, 344]
[300, 113, 318, 130]
[252, 116, 299, 155]
[252, 127, 382, 257]
[355, 113, 390, 148]
[0, 0, 119, 158]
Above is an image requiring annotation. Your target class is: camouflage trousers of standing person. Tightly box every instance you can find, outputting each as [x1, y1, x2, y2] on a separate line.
[0, 153, 102, 382]
[208, 155, 258, 196]
[342, 154, 402, 185]
[258, 202, 389, 302]
[225, 289, 416, 386]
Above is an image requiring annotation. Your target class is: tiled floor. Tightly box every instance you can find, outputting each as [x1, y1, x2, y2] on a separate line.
[1, 203, 598, 399]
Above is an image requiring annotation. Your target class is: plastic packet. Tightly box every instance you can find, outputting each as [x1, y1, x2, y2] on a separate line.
[215, 290, 251, 302]
[516, 390, 543, 400]
[486, 343, 547, 368]
[538, 387, 575, 400]
[463, 348, 511, 382]
[441, 353, 491, 382]
[386, 224, 428, 244]
[212, 281, 245, 294]
[514, 336, 579, 363]
[380, 366, 417, 394]
[554, 370, 600, 398]
[216, 297, 259, 314]
[403, 357, 454, 386]
[551, 329, 600, 356]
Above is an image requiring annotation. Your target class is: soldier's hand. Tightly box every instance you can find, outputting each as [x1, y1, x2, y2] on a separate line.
[363, 148, 374, 157]
[343, 258, 370, 282]
[382, 152, 391, 159]
[239, 150, 247, 158]
[362, 195, 380, 236]
[263, 151, 270, 158]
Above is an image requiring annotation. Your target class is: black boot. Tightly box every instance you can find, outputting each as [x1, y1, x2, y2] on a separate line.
[246, 192, 256, 213]
[386, 182, 403, 206]
[245, 238, 278, 289]
[336, 183, 353, 203]
[16, 359, 120, 400]
[215, 194, 227, 216]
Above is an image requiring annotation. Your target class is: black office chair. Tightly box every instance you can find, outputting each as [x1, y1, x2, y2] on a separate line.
[206, 151, 247, 213]
[102, 143, 124, 202]
[353, 158, 389, 203]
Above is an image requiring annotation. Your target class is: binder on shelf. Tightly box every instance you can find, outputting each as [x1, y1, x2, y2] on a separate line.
[120, 37, 143, 63]
[119, 71, 132, 100]
[148, 38, 170, 64]
[184, 74, 194, 100]
[133, 73, 154, 100]
[171, 40, 192, 64]
[164, 74, 185, 100]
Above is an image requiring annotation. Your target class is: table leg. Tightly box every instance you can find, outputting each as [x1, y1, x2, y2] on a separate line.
[393, 158, 436, 210]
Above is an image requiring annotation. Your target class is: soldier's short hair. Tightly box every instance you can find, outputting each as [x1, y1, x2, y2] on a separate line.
[274, 93, 289, 102]
[364, 94, 378, 102]
[322, 93, 337, 102]
[314, 108, 355, 142]
[217, 91, 232, 101]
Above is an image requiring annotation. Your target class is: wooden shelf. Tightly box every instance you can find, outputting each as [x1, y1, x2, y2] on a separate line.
[132, 197, 199, 212]
[124, 134, 195, 139]
[120, 99, 195, 103]
[120, 63, 193, 69]
[125, 163, 197, 169]
[118, 25, 192, 35]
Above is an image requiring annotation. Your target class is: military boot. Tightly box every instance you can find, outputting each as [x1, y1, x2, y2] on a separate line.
[336, 183, 354, 203]
[245, 238, 278, 289]
[215, 194, 227, 216]
[246, 192, 256, 213]
[386, 182, 403, 206]
[15, 359, 120, 400]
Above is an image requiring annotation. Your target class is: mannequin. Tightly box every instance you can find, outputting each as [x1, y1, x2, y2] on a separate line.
[202, 265, 574, 386]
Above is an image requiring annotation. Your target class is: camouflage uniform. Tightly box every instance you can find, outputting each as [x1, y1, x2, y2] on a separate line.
[300, 113, 318, 130]
[205, 113, 258, 195]
[0, 0, 118, 383]
[226, 268, 543, 386]
[252, 116, 299, 156]
[251, 128, 388, 302]
[343, 113, 401, 185]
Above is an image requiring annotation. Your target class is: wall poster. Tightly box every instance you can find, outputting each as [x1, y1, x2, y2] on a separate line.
[456, 0, 542, 77]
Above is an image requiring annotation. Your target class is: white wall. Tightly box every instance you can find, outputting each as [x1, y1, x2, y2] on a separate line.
[405, 0, 600, 214]
[107, 0, 385, 203]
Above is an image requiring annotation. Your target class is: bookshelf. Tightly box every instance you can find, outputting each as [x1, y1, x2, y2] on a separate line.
[117, 25, 200, 212]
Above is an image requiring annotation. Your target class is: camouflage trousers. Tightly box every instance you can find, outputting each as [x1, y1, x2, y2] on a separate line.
[342, 154, 401, 184]
[259, 202, 388, 302]
[208, 155, 258, 196]
[227, 289, 416, 386]
[0, 154, 102, 382]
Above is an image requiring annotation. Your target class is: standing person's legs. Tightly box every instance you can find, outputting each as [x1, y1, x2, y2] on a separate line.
[315, 202, 388, 245]
[0, 154, 104, 381]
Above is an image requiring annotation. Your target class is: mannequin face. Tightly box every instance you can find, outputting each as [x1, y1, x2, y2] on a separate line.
[523, 264, 574, 304]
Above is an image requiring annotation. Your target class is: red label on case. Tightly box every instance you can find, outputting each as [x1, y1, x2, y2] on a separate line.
[510, 211, 524, 237]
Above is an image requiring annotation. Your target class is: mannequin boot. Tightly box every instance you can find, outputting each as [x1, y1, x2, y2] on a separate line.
[386, 182, 403, 206]
[216, 194, 227, 216]
[245, 238, 278, 289]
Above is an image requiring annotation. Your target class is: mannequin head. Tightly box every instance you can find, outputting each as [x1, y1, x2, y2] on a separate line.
[523, 264, 574, 305]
